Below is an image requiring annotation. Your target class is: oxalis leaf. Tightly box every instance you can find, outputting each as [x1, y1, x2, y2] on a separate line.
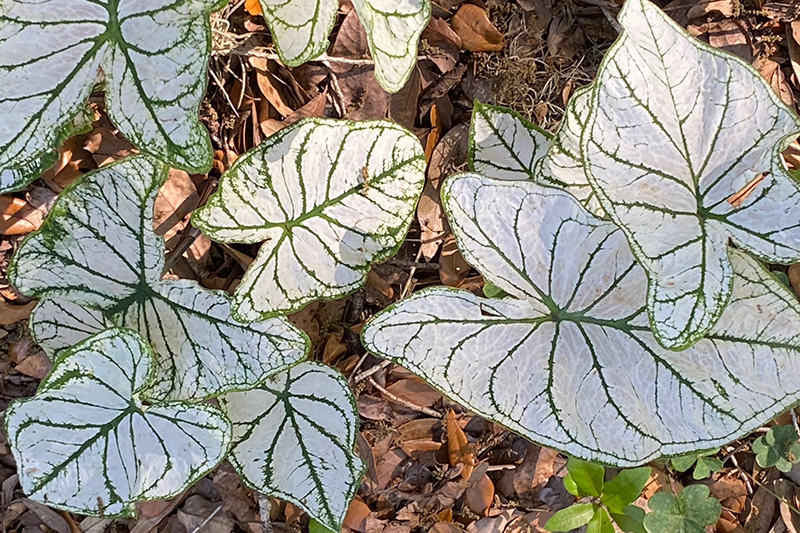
[9, 155, 309, 401]
[752, 425, 800, 472]
[255, 0, 430, 93]
[220, 361, 364, 532]
[362, 173, 800, 466]
[5, 328, 231, 517]
[0, 0, 223, 192]
[469, 92, 603, 215]
[193, 118, 425, 320]
[643, 485, 721, 533]
[582, 0, 800, 349]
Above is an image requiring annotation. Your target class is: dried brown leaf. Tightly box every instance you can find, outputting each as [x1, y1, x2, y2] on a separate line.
[513, 444, 558, 499]
[14, 352, 52, 380]
[386, 379, 442, 407]
[451, 4, 504, 52]
[465, 473, 495, 516]
[440, 234, 471, 287]
[0, 300, 36, 326]
[446, 409, 475, 479]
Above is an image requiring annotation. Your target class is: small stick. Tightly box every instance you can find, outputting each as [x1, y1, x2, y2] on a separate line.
[354, 359, 390, 383]
[189, 505, 224, 533]
[369, 376, 442, 418]
[400, 247, 424, 300]
[257, 494, 273, 533]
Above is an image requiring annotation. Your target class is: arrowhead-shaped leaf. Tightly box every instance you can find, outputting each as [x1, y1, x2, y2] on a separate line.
[582, 0, 800, 349]
[220, 362, 364, 533]
[10, 156, 308, 401]
[363, 173, 800, 465]
[193, 119, 425, 320]
[5, 328, 231, 517]
[0, 0, 222, 192]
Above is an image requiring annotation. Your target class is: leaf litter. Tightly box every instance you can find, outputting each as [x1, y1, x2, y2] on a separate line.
[4, 0, 800, 532]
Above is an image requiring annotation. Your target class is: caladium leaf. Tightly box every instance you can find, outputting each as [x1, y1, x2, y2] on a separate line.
[220, 362, 363, 533]
[582, 0, 800, 349]
[351, 0, 431, 93]
[0, 0, 222, 192]
[193, 119, 425, 320]
[254, 0, 428, 93]
[469, 96, 602, 214]
[5, 328, 231, 517]
[362, 173, 800, 466]
[30, 298, 112, 359]
[10, 156, 308, 401]
[256, 0, 338, 67]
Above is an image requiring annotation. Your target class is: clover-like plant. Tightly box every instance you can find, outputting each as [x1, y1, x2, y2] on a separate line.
[253, 0, 430, 92]
[669, 450, 723, 480]
[545, 458, 649, 533]
[0, 0, 223, 194]
[193, 118, 426, 320]
[5, 327, 232, 517]
[362, 173, 800, 465]
[9, 155, 309, 401]
[581, 0, 800, 349]
[752, 425, 800, 472]
[643, 485, 721, 533]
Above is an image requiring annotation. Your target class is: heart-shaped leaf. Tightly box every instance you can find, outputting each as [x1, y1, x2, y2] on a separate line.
[363, 173, 800, 465]
[193, 119, 425, 320]
[220, 361, 364, 533]
[582, 0, 800, 349]
[254, 0, 429, 93]
[0, 0, 223, 193]
[752, 425, 800, 472]
[5, 328, 231, 517]
[10, 156, 308, 401]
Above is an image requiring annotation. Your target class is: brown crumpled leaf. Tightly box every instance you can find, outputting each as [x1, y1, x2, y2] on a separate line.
[212, 464, 258, 531]
[177, 496, 234, 533]
[707, 20, 752, 63]
[546, 17, 584, 63]
[83, 127, 135, 167]
[440, 234, 471, 287]
[15, 352, 52, 380]
[0, 300, 36, 326]
[22, 499, 71, 533]
[421, 18, 462, 74]
[755, 57, 795, 108]
[687, 0, 734, 19]
[0, 188, 56, 235]
[774, 478, 800, 533]
[385, 378, 442, 407]
[451, 4, 504, 52]
[465, 473, 495, 516]
[743, 467, 779, 533]
[344, 498, 372, 533]
[446, 409, 476, 479]
[390, 67, 422, 129]
[513, 443, 559, 500]
[429, 523, 462, 533]
[249, 57, 295, 117]
[154, 170, 199, 238]
[788, 21, 800, 85]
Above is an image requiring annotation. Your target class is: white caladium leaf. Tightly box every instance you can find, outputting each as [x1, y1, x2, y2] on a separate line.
[10, 156, 308, 401]
[469, 101, 551, 181]
[30, 298, 111, 359]
[221, 362, 363, 532]
[5, 328, 231, 517]
[350, 0, 431, 93]
[363, 173, 800, 466]
[256, 0, 338, 67]
[469, 97, 602, 215]
[0, 0, 222, 192]
[582, 0, 800, 349]
[193, 119, 425, 320]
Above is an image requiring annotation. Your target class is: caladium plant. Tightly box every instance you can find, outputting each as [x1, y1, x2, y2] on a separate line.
[9, 155, 309, 401]
[581, 0, 800, 349]
[253, 0, 430, 93]
[0, 0, 223, 194]
[193, 118, 426, 321]
[5, 327, 232, 517]
[362, 173, 800, 466]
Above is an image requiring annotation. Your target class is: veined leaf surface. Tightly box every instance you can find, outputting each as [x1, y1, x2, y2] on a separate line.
[469, 96, 602, 214]
[351, 0, 431, 93]
[5, 328, 231, 517]
[221, 362, 363, 532]
[10, 156, 308, 401]
[363, 173, 800, 466]
[0, 0, 222, 192]
[193, 119, 425, 320]
[256, 0, 337, 66]
[582, 0, 800, 349]
[30, 298, 111, 359]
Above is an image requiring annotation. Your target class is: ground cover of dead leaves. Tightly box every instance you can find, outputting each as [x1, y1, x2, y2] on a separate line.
[4, 1, 800, 532]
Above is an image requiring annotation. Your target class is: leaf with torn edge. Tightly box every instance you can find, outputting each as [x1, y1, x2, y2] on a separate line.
[0, 0, 224, 193]
[5, 328, 231, 517]
[220, 362, 364, 533]
[582, 0, 800, 349]
[10, 155, 308, 401]
[363, 173, 800, 466]
[193, 119, 425, 320]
